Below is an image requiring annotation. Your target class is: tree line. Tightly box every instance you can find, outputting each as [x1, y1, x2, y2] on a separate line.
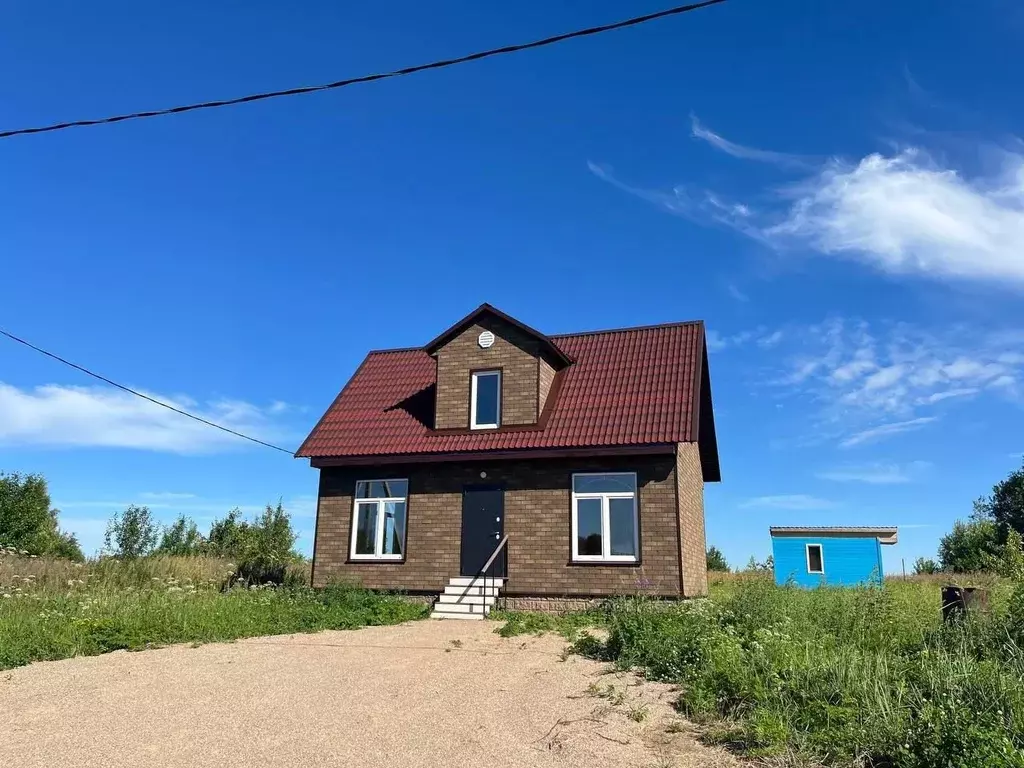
[914, 460, 1024, 577]
[1, 471, 302, 582]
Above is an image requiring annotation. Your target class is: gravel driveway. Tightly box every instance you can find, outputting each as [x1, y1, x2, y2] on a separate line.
[1, 620, 740, 767]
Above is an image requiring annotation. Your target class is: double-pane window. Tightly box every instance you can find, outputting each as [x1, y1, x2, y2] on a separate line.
[571, 473, 638, 562]
[351, 479, 408, 560]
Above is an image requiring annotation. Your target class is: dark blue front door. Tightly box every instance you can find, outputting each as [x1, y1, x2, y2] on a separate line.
[460, 486, 505, 577]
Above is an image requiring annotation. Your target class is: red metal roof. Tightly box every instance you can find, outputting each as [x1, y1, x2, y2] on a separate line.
[296, 320, 708, 460]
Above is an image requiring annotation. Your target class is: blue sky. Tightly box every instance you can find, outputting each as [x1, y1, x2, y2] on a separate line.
[2, 0, 1023, 571]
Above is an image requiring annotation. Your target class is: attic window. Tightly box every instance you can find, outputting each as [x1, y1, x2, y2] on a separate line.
[471, 370, 501, 429]
[806, 543, 824, 574]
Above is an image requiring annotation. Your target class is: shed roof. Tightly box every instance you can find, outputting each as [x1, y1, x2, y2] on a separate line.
[769, 526, 898, 545]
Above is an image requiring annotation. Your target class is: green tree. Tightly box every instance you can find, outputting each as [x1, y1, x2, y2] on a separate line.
[985, 529, 1024, 581]
[207, 508, 247, 558]
[0, 472, 84, 560]
[706, 546, 729, 572]
[104, 505, 158, 559]
[977, 460, 1024, 542]
[156, 514, 207, 556]
[913, 557, 940, 575]
[938, 512, 1001, 573]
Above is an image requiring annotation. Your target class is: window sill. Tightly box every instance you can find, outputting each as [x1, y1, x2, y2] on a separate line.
[569, 558, 641, 567]
[346, 557, 406, 565]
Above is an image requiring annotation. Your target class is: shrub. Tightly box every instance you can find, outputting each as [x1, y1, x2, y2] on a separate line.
[706, 546, 729, 572]
[914, 557, 941, 575]
[0, 472, 84, 561]
[104, 505, 159, 559]
[940, 516, 1001, 573]
[156, 515, 207, 556]
[219, 502, 300, 587]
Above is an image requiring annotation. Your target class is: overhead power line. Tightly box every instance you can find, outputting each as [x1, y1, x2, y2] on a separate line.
[0, 327, 296, 455]
[0, 0, 726, 140]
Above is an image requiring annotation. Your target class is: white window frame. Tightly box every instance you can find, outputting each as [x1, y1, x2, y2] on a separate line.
[571, 472, 639, 563]
[805, 543, 824, 574]
[470, 370, 502, 430]
[350, 478, 408, 561]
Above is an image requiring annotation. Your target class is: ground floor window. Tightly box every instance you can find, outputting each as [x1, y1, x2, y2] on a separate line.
[351, 479, 408, 560]
[806, 543, 824, 574]
[571, 472, 638, 562]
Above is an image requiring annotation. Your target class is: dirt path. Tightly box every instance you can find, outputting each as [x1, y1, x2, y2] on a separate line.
[1, 620, 742, 767]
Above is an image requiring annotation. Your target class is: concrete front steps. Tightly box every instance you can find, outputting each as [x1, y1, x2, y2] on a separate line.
[430, 576, 505, 620]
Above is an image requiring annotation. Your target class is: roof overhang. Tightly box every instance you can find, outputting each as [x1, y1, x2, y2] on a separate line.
[770, 526, 898, 545]
[309, 442, 676, 468]
[422, 303, 573, 367]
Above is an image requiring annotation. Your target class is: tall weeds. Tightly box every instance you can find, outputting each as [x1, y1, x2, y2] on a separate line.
[596, 580, 1024, 767]
[0, 552, 417, 670]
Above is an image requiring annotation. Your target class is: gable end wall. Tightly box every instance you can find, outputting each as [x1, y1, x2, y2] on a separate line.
[434, 316, 541, 429]
[676, 442, 708, 597]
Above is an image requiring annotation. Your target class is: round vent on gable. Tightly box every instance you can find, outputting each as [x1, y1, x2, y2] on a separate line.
[478, 330, 495, 349]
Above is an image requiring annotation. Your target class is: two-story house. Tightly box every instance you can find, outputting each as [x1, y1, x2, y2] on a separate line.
[296, 304, 720, 617]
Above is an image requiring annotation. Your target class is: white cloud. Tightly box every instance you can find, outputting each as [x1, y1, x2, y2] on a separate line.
[0, 383, 292, 453]
[690, 115, 814, 170]
[768, 150, 1024, 284]
[595, 120, 1024, 286]
[817, 461, 930, 484]
[840, 417, 937, 448]
[761, 318, 1024, 446]
[739, 494, 837, 511]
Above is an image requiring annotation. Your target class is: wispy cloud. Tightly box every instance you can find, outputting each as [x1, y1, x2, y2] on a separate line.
[817, 461, 930, 484]
[839, 417, 938, 448]
[705, 326, 783, 353]
[0, 383, 294, 454]
[139, 491, 197, 501]
[595, 118, 1024, 286]
[739, 494, 838, 511]
[56, 494, 318, 520]
[690, 115, 814, 170]
[758, 318, 1024, 446]
[586, 161, 768, 241]
[726, 283, 749, 303]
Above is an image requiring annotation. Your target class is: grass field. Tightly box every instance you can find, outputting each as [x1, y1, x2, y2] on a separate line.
[0, 553, 426, 670]
[496, 575, 1024, 768]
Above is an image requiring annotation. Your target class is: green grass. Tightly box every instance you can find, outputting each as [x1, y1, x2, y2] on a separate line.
[490, 604, 609, 639]
[494, 578, 1024, 768]
[0, 554, 425, 670]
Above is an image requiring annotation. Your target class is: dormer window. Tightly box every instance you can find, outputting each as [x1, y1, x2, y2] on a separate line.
[471, 370, 501, 429]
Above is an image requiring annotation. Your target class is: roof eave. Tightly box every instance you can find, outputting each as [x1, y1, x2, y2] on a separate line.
[422, 303, 573, 367]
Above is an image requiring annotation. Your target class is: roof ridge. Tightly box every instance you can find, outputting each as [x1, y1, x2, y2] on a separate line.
[551, 319, 704, 340]
[365, 345, 429, 355]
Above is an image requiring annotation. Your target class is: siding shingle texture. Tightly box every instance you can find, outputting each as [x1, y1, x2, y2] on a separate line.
[312, 453, 700, 597]
[435, 317, 541, 429]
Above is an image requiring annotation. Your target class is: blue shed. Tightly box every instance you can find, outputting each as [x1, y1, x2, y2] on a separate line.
[769, 526, 898, 587]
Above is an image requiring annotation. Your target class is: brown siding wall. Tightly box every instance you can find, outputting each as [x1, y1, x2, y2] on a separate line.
[312, 454, 683, 597]
[434, 317, 541, 429]
[676, 442, 709, 597]
[538, 357, 556, 414]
